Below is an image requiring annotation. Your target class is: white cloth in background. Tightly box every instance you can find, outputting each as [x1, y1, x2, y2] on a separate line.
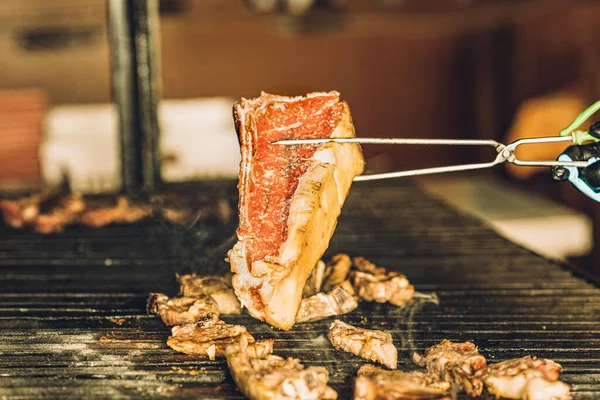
[42, 98, 240, 193]
[418, 175, 593, 260]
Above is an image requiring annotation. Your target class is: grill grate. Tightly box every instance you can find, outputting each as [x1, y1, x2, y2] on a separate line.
[0, 181, 599, 399]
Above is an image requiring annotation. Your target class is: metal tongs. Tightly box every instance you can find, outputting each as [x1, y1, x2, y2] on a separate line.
[272, 136, 591, 182]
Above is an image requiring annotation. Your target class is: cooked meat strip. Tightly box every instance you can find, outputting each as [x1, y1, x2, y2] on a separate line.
[353, 257, 387, 275]
[477, 356, 570, 400]
[160, 207, 197, 225]
[33, 193, 85, 233]
[146, 293, 219, 326]
[303, 260, 327, 298]
[328, 320, 397, 370]
[0, 192, 52, 228]
[297, 281, 358, 323]
[322, 253, 352, 293]
[351, 257, 415, 307]
[79, 196, 152, 227]
[412, 340, 487, 397]
[167, 313, 256, 359]
[225, 334, 338, 400]
[354, 364, 452, 400]
[229, 91, 364, 331]
[2, 191, 230, 230]
[177, 274, 241, 314]
[155, 193, 214, 225]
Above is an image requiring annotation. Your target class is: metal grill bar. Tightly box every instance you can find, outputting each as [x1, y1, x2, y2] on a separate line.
[0, 181, 598, 399]
[107, 0, 162, 194]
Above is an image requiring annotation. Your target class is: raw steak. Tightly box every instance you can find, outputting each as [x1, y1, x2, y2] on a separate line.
[228, 91, 364, 330]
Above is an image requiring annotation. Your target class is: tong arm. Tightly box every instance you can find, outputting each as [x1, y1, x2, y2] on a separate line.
[271, 136, 591, 181]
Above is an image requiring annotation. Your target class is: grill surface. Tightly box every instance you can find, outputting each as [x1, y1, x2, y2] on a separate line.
[0, 181, 599, 399]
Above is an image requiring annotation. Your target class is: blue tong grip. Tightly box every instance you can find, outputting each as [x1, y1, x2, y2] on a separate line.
[558, 153, 600, 202]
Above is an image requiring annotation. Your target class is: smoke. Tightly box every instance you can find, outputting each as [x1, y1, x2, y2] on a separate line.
[391, 291, 439, 357]
[145, 181, 238, 290]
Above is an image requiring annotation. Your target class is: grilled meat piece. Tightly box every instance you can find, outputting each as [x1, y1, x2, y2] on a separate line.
[303, 260, 327, 298]
[155, 193, 231, 226]
[33, 193, 85, 233]
[79, 196, 152, 227]
[322, 253, 352, 293]
[225, 334, 338, 400]
[147, 293, 220, 326]
[352, 257, 414, 307]
[154, 193, 202, 224]
[178, 274, 241, 314]
[228, 91, 364, 331]
[167, 313, 255, 360]
[0, 192, 52, 228]
[297, 281, 358, 323]
[157, 193, 207, 225]
[412, 340, 487, 397]
[353, 257, 387, 275]
[354, 364, 453, 400]
[328, 320, 397, 369]
[477, 356, 570, 400]
[160, 207, 201, 226]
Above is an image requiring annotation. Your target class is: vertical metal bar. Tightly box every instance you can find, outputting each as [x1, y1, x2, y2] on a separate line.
[132, 0, 162, 192]
[107, 0, 161, 195]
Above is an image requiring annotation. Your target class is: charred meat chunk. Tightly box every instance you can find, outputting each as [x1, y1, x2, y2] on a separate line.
[225, 334, 338, 400]
[155, 193, 210, 225]
[322, 253, 352, 293]
[167, 313, 256, 360]
[328, 320, 397, 370]
[147, 293, 219, 326]
[79, 196, 152, 227]
[477, 356, 570, 400]
[412, 340, 487, 397]
[228, 91, 364, 330]
[33, 193, 85, 233]
[1, 191, 231, 231]
[0, 192, 52, 228]
[351, 257, 414, 307]
[178, 274, 241, 314]
[297, 280, 358, 323]
[354, 364, 452, 400]
[155, 193, 232, 226]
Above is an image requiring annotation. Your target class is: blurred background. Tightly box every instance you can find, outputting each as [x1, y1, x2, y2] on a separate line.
[1, 0, 600, 277]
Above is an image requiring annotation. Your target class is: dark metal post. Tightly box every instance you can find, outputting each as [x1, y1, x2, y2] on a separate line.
[107, 0, 161, 195]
